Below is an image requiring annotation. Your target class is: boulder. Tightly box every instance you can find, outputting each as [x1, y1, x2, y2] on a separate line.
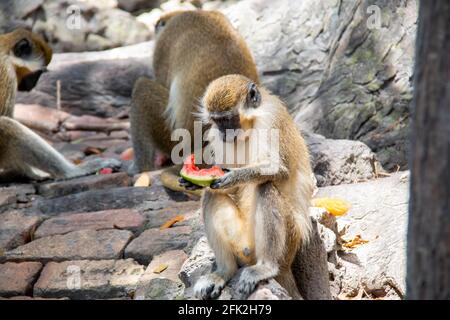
[318, 172, 409, 299]
[225, 0, 417, 170]
[304, 131, 381, 186]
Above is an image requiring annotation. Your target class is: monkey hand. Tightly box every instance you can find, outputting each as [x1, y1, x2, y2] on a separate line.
[178, 177, 204, 191]
[210, 169, 237, 190]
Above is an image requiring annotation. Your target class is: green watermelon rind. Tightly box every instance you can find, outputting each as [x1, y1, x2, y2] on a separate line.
[180, 168, 220, 187]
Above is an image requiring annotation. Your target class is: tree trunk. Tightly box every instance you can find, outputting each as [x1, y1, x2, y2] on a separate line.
[407, 0, 450, 299]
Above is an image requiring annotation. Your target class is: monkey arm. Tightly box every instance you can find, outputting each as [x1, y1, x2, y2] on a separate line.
[210, 162, 289, 190]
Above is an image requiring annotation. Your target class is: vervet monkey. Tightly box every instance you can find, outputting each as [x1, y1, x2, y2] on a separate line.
[188, 75, 314, 299]
[130, 10, 259, 173]
[0, 29, 120, 181]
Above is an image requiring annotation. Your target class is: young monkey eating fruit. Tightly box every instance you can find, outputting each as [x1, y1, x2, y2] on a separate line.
[181, 74, 314, 299]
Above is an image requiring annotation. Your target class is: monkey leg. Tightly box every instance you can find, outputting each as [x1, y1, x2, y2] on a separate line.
[194, 192, 239, 299]
[130, 77, 175, 172]
[0, 117, 120, 181]
[236, 182, 287, 298]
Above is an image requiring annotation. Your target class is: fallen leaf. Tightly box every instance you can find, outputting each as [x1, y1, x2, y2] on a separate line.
[153, 264, 168, 274]
[312, 197, 350, 216]
[99, 168, 113, 175]
[134, 172, 151, 187]
[160, 215, 185, 230]
[120, 148, 134, 161]
[72, 159, 83, 165]
[342, 234, 369, 249]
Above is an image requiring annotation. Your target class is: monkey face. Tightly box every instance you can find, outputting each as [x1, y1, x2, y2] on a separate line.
[201, 75, 262, 142]
[2, 29, 52, 92]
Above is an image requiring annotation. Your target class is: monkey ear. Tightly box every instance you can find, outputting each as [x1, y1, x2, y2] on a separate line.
[246, 83, 261, 108]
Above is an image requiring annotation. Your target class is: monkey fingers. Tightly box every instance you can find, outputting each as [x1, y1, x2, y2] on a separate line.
[178, 177, 204, 190]
[210, 172, 235, 189]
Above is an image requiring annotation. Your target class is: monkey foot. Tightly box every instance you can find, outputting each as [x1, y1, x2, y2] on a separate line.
[193, 273, 226, 300]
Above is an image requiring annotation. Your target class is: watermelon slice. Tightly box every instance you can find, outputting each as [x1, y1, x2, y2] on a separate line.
[179, 154, 225, 187]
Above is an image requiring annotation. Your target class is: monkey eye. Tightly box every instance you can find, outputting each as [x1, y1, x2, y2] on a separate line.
[155, 19, 166, 33]
[13, 38, 32, 58]
[247, 83, 261, 108]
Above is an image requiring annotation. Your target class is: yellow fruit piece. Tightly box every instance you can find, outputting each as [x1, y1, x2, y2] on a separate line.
[312, 197, 350, 216]
[134, 172, 151, 187]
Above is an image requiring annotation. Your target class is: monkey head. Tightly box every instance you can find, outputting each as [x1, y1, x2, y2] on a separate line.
[155, 11, 189, 36]
[0, 28, 52, 92]
[200, 75, 262, 142]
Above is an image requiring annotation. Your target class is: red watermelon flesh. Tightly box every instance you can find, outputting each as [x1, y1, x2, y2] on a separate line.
[180, 154, 225, 186]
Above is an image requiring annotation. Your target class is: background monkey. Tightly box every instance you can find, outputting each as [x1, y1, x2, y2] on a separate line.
[189, 75, 314, 299]
[0, 28, 120, 181]
[130, 10, 259, 173]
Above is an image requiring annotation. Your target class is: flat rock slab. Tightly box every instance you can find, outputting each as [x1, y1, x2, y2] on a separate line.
[36, 172, 131, 198]
[0, 211, 42, 251]
[34, 184, 191, 216]
[125, 226, 191, 265]
[34, 259, 144, 299]
[6, 229, 133, 263]
[135, 250, 188, 300]
[144, 201, 200, 229]
[34, 209, 146, 238]
[0, 184, 35, 208]
[317, 172, 409, 297]
[0, 262, 43, 297]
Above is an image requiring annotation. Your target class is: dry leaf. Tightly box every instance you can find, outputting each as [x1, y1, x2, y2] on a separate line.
[312, 197, 351, 216]
[134, 172, 151, 187]
[342, 234, 369, 249]
[160, 215, 185, 230]
[153, 264, 168, 274]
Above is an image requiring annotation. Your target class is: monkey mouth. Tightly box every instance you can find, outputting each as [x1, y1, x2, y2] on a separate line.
[18, 68, 46, 92]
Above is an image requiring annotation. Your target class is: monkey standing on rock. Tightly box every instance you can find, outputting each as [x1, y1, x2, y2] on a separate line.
[0, 29, 120, 181]
[183, 75, 314, 299]
[130, 10, 259, 174]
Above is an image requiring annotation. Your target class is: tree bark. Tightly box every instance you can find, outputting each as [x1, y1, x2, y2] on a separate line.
[407, 0, 450, 299]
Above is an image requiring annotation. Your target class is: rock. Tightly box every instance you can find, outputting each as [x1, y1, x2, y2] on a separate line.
[178, 237, 215, 288]
[304, 131, 380, 186]
[13, 104, 70, 135]
[36, 172, 131, 198]
[117, 0, 161, 12]
[33, 182, 190, 216]
[125, 226, 191, 265]
[17, 42, 153, 117]
[5, 229, 133, 263]
[0, 211, 42, 251]
[0, 262, 43, 297]
[0, 185, 35, 209]
[33, 259, 144, 299]
[34, 209, 145, 238]
[318, 172, 409, 298]
[144, 201, 200, 229]
[225, 0, 417, 170]
[135, 250, 188, 300]
[17, 58, 152, 118]
[15, 1, 152, 53]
